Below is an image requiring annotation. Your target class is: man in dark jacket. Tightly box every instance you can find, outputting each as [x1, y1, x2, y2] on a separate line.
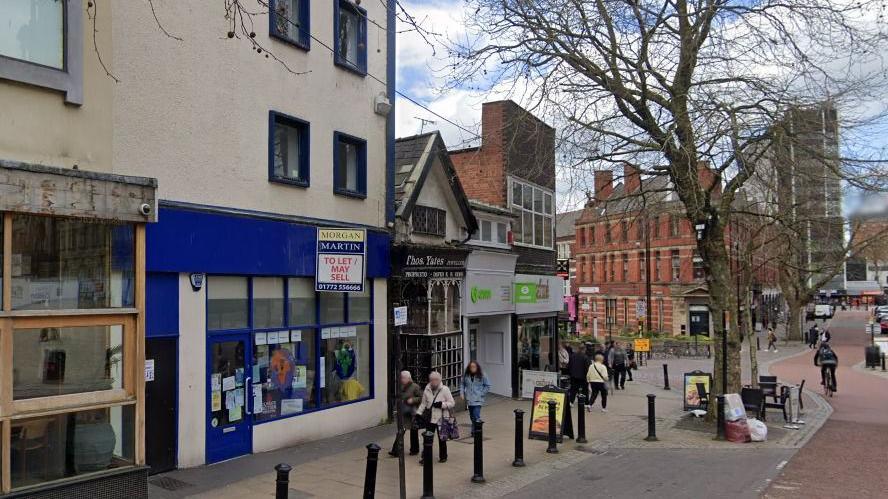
[567, 345, 591, 403]
[814, 342, 838, 392]
[390, 370, 423, 456]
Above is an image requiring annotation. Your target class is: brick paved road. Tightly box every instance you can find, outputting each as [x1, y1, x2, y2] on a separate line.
[765, 310, 888, 498]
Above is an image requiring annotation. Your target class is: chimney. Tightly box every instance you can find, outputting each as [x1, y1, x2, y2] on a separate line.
[594, 170, 614, 201]
[697, 162, 721, 193]
[625, 164, 641, 193]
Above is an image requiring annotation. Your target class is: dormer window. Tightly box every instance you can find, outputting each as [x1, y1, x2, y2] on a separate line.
[412, 205, 446, 237]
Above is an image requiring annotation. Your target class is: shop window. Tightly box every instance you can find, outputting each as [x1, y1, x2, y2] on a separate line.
[319, 292, 346, 324]
[322, 324, 370, 404]
[269, 111, 310, 186]
[12, 325, 124, 400]
[253, 277, 284, 329]
[349, 280, 372, 323]
[11, 215, 135, 311]
[333, 132, 367, 198]
[288, 278, 316, 325]
[207, 276, 249, 330]
[429, 280, 461, 334]
[333, 0, 367, 74]
[10, 405, 135, 490]
[252, 329, 317, 421]
[412, 205, 446, 237]
[270, 0, 310, 49]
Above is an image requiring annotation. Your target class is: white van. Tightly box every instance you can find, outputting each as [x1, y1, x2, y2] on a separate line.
[814, 304, 835, 319]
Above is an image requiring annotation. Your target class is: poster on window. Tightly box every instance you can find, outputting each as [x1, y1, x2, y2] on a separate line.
[316, 228, 366, 292]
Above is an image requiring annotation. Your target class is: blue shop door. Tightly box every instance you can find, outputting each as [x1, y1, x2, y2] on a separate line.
[206, 334, 253, 463]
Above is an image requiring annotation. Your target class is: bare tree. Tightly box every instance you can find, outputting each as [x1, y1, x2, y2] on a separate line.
[445, 0, 888, 397]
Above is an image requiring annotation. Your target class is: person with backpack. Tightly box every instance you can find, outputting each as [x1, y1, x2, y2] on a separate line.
[814, 341, 838, 392]
[609, 342, 628, 390]
[586, 353, 610, 412]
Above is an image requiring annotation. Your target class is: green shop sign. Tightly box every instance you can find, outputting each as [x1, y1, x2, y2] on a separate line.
[514, 282, 538, 304]
[470, 286, 493, 303]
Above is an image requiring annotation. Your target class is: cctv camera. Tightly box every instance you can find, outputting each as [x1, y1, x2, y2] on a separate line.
[139, 203, 153, 216]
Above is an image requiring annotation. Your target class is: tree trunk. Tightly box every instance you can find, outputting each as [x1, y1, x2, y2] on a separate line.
[785, 300, 804, 342]
[744, 292, 758, 386]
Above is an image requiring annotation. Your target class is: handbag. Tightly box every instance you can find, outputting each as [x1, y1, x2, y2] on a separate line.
[438, 409, 460, 441]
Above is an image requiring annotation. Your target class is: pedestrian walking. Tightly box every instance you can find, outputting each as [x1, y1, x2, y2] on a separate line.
[461, 360, 491, 425]
[416, 371, 455, 464]
[586, 353, 609, 413]
[626, 345, 636, 381]
[567, 344, 591, 403]
[766, 327, 778, 352]
[558, 344, 571, 376]
[819, 328, 831, 345]
[609, 342, 628, 390]
[807, 324, 819, 349]
[390, 370, 423, 457]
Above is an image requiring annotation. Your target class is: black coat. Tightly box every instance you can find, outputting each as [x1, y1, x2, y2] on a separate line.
[567, 351, 590, 379]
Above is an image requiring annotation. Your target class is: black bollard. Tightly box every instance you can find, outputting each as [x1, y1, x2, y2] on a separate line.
[576, 393, 588, 444]
[882, 353, 886, 372]
[513, 409, 525, 467]
[546, 399, 559, 454]
[662, 364, 671, 390]
[756, 337, 761, 351]
[275, 463, 292, 499]
[471, 419, 485, 483]
[715, 395, 726, 441]
[645, 394, 658, 441]
[363, 443, 381, 499]
[421, 430, 435, 499]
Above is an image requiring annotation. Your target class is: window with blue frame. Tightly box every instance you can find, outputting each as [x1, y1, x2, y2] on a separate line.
[333, 0, 367, 74]
[206, 276, 373, 423]
[333, 131, 367, 198]
[269, 0, 310, 49]
[269, 111, 310, 187]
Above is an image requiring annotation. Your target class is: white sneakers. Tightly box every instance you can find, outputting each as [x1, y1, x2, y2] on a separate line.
[601, 408, 608, 413]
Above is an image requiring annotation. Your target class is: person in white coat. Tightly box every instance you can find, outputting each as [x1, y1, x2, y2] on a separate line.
[416, 371, 455, 464]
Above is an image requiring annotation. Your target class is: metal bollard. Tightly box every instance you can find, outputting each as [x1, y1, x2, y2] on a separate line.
[274, 463, 292, 499]
[645, 394, 658, 441]
[882, 353, 886, 372]
[756, 337, 761, 351]
[663, 364, 671, 390]
[421, 430, 435, 499]
[576, 393, 588, 444]
[363, 443, 381, 499]
[471, 419, 485, 483]
[716, 395, 726, 441]
[512, 409, 525, 467]
[546, 399, 559, 454]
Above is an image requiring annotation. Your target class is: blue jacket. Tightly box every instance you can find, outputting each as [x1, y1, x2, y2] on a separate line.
[461, 374, 491, 406]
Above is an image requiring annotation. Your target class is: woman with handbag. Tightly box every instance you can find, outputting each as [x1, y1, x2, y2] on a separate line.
[416, 371, 455, 464]
[586, 353, 610, 413]
[390, 370, 423, 457]
[461, 360, 491, 425]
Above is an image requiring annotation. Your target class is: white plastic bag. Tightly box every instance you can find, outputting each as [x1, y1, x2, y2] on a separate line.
[747, 418, 768, 442]
[724, 393, 746, 421]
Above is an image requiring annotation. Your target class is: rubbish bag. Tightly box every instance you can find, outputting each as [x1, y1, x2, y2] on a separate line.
[747, 418, 768, 442]
[725, 419, 751, 443]
[724, 393, 746, 421]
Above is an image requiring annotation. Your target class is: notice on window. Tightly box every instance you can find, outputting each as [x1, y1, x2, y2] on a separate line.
[222, 376, 236, 392]
[281, 398, 304, 415]
[212, 391, 222, 412]
[252, 384, 263, 411]
[144, 359, 155, 382]
[316, 228, 366, 292]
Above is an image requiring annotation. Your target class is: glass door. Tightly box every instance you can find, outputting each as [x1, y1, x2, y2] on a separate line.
[206, 334, 252, 463]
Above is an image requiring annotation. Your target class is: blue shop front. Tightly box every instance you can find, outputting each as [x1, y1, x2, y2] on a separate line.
[143, 204, 390, 470]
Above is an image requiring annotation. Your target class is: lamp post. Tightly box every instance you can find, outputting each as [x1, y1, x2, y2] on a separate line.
[645, 215, 653, 336]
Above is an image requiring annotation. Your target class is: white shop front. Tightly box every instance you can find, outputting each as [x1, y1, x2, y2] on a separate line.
[514, 274, 565, 397]
[462, 250, 517, 397]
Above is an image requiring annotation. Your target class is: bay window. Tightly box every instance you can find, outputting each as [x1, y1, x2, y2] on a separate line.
[508, 177, 554, 249]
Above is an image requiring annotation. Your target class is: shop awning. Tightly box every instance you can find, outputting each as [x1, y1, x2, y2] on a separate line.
[845, 280, 884, 296]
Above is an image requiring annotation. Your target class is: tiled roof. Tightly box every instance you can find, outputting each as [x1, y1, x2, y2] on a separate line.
[394, 132, 436, 203]
[555, 209, 583, 238]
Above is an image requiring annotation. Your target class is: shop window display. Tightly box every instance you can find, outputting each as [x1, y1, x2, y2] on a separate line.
[253, 329, 317, 421]
[322, 325, 370, 404]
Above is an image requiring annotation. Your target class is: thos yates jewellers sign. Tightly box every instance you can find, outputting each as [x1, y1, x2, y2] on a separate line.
[391, 246, 468, 279]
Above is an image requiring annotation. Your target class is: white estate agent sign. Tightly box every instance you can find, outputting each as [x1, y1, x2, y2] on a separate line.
[316, 228, 366, 292]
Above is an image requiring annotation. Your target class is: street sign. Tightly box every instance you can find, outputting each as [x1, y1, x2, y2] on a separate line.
[634, 338, 651, 352]
[393, 306, 407, 326]
[556, 258, 569, 276]
[636, 299, 647, 318]
[316, 228, 366, 292]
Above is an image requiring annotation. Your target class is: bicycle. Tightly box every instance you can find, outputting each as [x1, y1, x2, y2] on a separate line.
[823, 369, 834, 398]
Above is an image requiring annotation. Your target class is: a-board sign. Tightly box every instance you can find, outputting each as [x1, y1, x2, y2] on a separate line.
[520, 370, 559, 399]
[634, 338, 651, 352]
[683, 370, 712, 411]
[528, 386, 568, 442]
[316, 228, 366, 292]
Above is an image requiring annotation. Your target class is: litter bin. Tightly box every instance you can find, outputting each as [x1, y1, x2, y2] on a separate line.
[865, 345, 881, 368]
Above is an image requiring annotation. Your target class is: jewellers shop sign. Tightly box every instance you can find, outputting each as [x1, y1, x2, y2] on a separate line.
[316, 228, 366, 292]
[392, 246, 468, 279]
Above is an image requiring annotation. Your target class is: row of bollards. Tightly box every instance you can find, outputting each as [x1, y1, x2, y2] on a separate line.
[274, 390, 667, 498]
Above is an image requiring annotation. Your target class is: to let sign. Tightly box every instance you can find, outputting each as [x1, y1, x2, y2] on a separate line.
[316, 228, 366, 292]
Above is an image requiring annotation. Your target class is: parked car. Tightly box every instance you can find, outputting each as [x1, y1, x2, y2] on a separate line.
[874, 306, 888, 321]
[814, 304, 835, 319]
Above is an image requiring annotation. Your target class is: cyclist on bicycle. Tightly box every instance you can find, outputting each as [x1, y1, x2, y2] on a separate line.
[814, 341, 838, 392]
